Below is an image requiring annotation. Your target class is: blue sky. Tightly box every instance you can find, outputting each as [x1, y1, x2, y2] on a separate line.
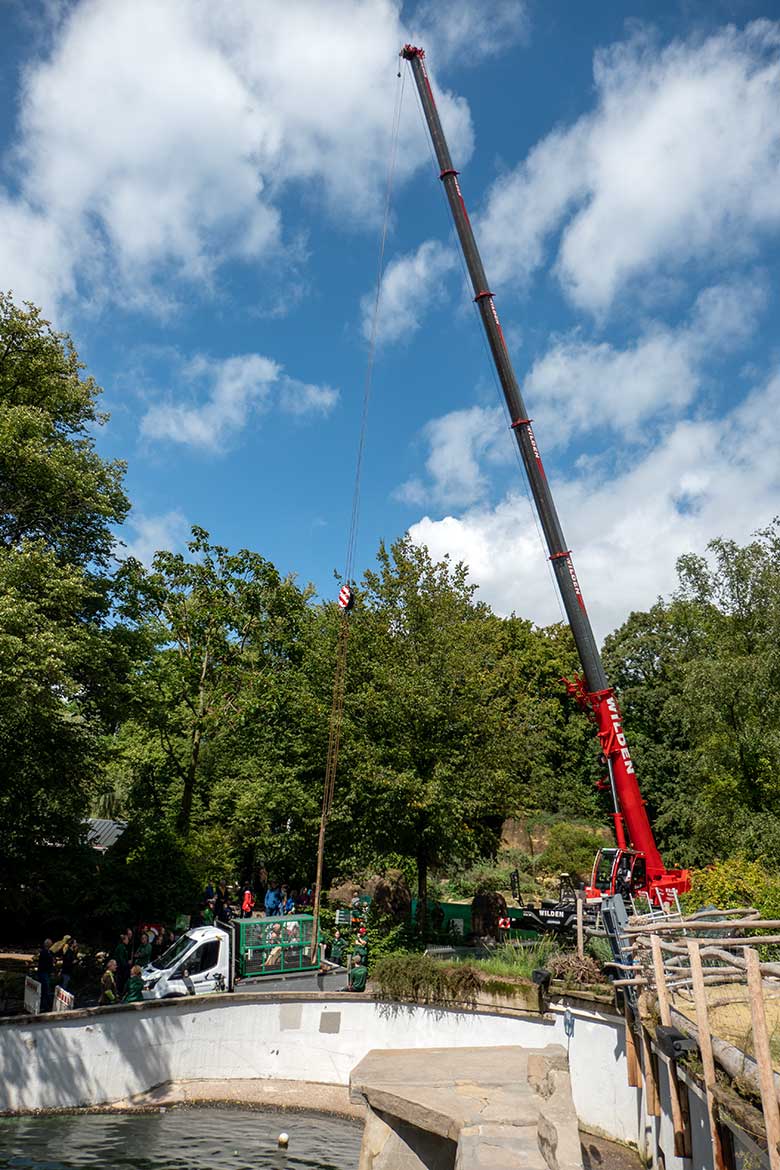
[2, 0, 780, 638]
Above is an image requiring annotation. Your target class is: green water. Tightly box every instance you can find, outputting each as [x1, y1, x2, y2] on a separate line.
[0, 1107, 361, 1169]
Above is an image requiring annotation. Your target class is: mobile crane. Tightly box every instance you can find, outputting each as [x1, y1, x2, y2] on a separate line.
[401, 45, 689, 905]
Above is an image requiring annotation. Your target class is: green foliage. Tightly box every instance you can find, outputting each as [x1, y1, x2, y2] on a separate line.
[605, 523, 780, 867]
[446, 851, 536, 899]
[469, 939, 558, 980]
[0, 296, 131, 914]
[683, 857, 780, 920]
[113, 527, 313, 838]
[95, 819, 202, 931]
[371, 952, 482, 1005]
[0, 293, 128, 565]
[536, 823, 606, 882]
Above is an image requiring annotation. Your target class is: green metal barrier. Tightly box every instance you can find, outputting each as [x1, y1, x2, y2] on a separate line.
[234, 914, 320, 977]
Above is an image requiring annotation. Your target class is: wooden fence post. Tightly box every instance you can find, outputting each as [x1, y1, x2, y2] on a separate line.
[624, 996, 641, 1089]
[688, 939, 725, 1170]
[652, 934, 691, 1157]
[745, 946, 780, 1170]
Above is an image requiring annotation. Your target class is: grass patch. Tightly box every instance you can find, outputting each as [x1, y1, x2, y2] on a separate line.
[467, 939, 558, 980]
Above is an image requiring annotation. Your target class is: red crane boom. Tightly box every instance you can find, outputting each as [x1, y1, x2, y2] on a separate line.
[401, 44, 688, 903]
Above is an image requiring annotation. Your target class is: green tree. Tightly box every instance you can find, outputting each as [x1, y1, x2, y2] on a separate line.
[0, 293, 128, 564]
[324, 537, 596, 933]
[114, 528, 312, 841]
[0, 294, 130, 911]
[604, 523, 780, 866]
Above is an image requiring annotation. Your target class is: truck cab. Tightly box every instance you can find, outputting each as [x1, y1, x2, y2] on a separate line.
[587, 847, 647, 901]
[141, 926, 229, 999]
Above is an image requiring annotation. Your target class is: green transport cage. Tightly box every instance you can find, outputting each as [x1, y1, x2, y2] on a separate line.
[234, 914, 320, 978]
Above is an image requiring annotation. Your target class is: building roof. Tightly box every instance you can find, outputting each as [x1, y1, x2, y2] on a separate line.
[85, 818, 127, 852]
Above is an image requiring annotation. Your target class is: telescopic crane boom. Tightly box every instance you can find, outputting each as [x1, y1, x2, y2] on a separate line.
[401, 45, 688, 902]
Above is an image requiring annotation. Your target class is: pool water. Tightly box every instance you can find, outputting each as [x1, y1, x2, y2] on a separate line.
[0, 1107, 362, 1169]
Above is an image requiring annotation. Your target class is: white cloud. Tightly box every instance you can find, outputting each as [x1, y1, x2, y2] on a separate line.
[411, 0, 529, 66]
[120, 509, 189, 566]
[140, 353, 338, 450]
[526, 278, 766, 446]
[2, 0, 474, 315]
[397, 278, 765, 505]
[364, 239, 456, 344]
[278, 377, 340, 417]
[409, 370, 780, 640]
[479, 22, 780, 314]
[396, 404, 506, 507]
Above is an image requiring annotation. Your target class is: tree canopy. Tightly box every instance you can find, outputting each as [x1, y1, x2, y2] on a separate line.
[4, 291, 780, 940]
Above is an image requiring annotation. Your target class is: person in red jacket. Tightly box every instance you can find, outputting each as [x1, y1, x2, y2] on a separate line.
[241, 887, 255, 918]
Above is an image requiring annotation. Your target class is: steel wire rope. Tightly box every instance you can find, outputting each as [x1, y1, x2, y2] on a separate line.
[323, 63, 404, 817]
[406, 66, 567, 629]
[310, 66, 404, 958]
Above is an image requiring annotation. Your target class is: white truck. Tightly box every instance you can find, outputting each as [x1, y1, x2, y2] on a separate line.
[141, 925, 232, 999]
[140, 914, 343, 1000]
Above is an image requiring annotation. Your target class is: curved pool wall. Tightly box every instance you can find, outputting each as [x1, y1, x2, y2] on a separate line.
[0, 993, 630, 1132]
[3, 991, 761, 1169]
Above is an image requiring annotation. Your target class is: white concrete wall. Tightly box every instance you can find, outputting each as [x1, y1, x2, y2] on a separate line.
[0, 994, 637, 1144]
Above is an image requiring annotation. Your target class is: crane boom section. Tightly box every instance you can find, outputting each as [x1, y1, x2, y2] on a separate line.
[402, 45, 671, 883]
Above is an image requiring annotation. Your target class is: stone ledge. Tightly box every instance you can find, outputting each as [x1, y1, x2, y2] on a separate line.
[350, 1046, 583, 1169]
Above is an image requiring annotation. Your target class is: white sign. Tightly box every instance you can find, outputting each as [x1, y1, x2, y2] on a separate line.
[54, 985, 74, 1012]
[24, 976, 41, 1015]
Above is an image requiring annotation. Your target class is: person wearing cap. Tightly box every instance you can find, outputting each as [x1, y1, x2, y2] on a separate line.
[353, 928, 368, 966]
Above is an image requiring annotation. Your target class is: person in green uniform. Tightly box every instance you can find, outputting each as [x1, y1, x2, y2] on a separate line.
[123, 964, 145, 1003]
[348, 957, 367, 992]
[114, 931, 131, 995]
[353, 927, 368, 966]
[330, 930, 345, 965]
[135, 932, 152, 968]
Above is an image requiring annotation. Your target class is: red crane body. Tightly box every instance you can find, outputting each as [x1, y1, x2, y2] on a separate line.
[401, 44, 689, 903]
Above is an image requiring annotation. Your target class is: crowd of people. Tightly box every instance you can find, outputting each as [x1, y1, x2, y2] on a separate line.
[33, 874, 370, 1011]
[193, 877, 314, 923]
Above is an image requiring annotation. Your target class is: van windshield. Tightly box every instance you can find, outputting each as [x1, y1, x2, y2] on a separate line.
[152, 934, 195, 971]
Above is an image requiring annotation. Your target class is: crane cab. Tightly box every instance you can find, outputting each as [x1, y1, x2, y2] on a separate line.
[586, 847, 647, 901]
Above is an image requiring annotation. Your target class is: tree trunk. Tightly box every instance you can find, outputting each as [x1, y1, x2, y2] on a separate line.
[177, 651, 210, 837]
[417, 846, 428, 939]
[177, 721, 201, 837]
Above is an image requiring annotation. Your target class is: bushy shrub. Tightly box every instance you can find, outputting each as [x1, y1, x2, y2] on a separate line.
[536, 824, 605, 883]
[364, 905, 420, 970]
[683, 857, 780, 919]
[371, 953, 481, 1005]
[447, 850, 534, 899]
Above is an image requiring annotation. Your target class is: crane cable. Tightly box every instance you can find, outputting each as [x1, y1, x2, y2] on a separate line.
[325, 61, 404, 811]
[310, 65, 404, 955]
